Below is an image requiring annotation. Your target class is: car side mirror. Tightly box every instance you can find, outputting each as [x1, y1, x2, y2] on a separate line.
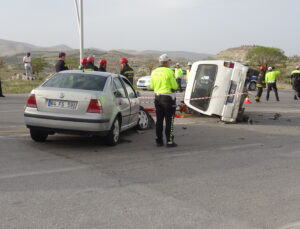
[114, 91, 122, 98]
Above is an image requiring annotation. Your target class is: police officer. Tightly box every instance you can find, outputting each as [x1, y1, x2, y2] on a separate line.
[85, 56, 98, 71]
[291, 66, 300, 100]
[186, 62, 192, 83]
[265, 66, 280, 101]
[150, 54, 178, 147]
[175, 63, 183, 92]
[255, 65, 266, 102]
[98, 59, 107, 72]
[120, 58, 134, 85]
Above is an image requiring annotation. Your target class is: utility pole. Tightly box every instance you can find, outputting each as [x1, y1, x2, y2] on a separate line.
[74, 0, 84, 62]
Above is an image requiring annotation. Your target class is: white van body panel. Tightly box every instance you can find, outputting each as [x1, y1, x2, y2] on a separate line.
[185, 60, 248, 123]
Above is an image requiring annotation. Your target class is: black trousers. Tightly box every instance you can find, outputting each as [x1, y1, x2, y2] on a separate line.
[266, 83, 279, 101]
[176, 78, 182, 92]
[155, 95, 176, 143]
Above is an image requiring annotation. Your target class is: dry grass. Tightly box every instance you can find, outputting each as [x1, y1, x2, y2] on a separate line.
[2, 77, 47, 94]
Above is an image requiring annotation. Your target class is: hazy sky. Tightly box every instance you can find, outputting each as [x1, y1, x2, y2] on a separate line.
[0, 0, 299, 56]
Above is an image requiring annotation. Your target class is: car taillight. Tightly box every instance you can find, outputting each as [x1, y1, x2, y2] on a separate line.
[224, 61, 235, 68]
[87, 99, 102, 113]
[26, 94, 37, 108]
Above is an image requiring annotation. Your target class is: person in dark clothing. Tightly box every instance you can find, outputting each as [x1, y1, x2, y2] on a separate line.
[98, 59, 107, 72]
[85, 56, 98, 71]
[55, 52, 69, 72]
[120, 58, 134, 85]
[0, 79, 5, 97]
[255, 65, 266, 102]
[291, 66, 300, 100]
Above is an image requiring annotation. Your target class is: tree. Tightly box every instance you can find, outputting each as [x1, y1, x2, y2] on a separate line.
[66, 57, 79, 70]
[145, 59, 158, 74]
[32, 57, 48, 76]
[246, 46, 287, 69]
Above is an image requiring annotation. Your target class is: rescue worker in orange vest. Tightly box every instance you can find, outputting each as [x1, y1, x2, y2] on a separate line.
[98, 59, 107, 72]
[150, 54, 178, 147]
[120, 58, 134, 85]
[265, 66, 280, 101]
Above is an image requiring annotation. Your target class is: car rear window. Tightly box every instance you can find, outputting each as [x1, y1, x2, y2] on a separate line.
[42, 73, 107, 91]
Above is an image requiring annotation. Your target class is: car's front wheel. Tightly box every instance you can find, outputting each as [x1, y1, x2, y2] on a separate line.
[105, 118, 120, 146]
[137, 107, 150, 130]
[30, 129, 48, 142]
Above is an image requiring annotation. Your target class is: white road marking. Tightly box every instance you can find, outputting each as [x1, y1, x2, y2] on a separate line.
[0, 165, 92, 180]
[0, 110, 23, 113]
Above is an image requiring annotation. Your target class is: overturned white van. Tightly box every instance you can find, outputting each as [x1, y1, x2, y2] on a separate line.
[184, 60, 249, 123]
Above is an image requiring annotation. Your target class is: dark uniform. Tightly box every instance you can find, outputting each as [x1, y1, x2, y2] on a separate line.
[85, 62, 98, 71]
[98, 66, 106, 72]
[150, 66, 178, 147]
[255, 70, 266, 102]
[120, 64, 134, 85]
[291, 69, 300, 100]
[55, 60, 69, 72]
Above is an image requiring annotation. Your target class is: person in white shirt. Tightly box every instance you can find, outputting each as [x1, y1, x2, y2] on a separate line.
[23, 52, 32, 80]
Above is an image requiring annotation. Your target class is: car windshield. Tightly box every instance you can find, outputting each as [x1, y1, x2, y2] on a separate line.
[42, 73, 107, 91]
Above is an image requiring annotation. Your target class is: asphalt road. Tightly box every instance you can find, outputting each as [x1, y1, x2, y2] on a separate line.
[1, 91, 300, 229]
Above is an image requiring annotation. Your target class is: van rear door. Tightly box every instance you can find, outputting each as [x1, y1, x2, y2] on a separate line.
[221, 63, 248, 122]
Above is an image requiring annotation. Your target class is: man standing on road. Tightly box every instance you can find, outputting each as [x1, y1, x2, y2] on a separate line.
[291, 66, 300, 100]
[186, 62, 192, 83]
[120, 58, 134, 85]
[0, 79, 4, 97]
[175, 63, 183, 92]
[55, 52, 69, 72]
[266, 66, 280, 101]
[23, 52, 33, 80]
[255, 65, 266, 102]
[150, 54, 178, 147]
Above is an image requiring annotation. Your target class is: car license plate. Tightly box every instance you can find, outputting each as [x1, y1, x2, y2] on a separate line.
[47, 100, 77, 109]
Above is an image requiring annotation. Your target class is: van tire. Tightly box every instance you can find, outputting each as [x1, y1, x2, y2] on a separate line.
[249, 82, 256, 91]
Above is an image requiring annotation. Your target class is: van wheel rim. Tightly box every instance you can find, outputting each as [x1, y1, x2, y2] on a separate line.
[139, 110, 149, 129]
[113, 120, 120, 142]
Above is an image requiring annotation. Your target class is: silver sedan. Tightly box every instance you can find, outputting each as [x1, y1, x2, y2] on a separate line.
[24, 70, 150, 146]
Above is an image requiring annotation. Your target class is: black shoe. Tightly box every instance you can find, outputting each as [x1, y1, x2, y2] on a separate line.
[0, 94, 5, 97]
[156, 139, 164, 147]
[166, 142, 178, 147]
[294, 95, 298, 100]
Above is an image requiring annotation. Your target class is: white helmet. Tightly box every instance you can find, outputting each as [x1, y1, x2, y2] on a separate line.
[159, 54, 170, 62]
[187, 62, 192, 66]
[268, 67, 273, 71]
[176, 63, 180, 66]
[296, 66, 300, 70]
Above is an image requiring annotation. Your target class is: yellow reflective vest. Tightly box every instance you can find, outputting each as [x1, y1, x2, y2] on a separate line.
[175, 68, 183, 79]
[150, 67, 178, 94]
[265, 71, 280, 83]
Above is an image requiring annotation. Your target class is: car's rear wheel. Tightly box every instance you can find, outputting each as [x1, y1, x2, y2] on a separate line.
[249, 82, 256, 91]
[105, 118, 120, 146]
[30, 129, 48, 142]
[137, 107, 150, 130]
